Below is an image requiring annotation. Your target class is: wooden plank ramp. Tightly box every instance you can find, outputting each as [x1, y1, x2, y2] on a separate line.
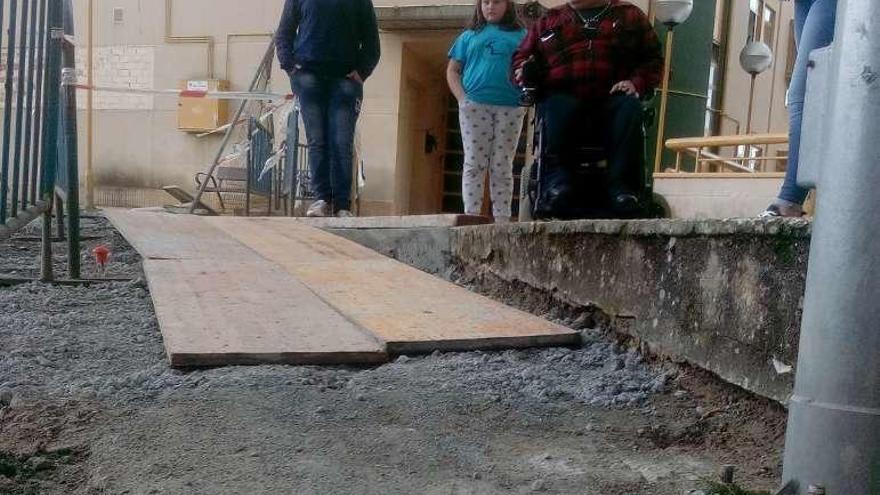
[106, 209, 579, 366]
[206, 217, 580, 354]
[105, 209, 386, 367]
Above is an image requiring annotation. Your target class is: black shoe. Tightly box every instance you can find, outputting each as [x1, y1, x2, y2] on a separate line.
[612, 193, 640, 215]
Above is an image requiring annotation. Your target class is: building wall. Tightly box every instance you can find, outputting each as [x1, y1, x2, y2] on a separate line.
[719, 0, 795, 166]
[66, 0, 796, 215]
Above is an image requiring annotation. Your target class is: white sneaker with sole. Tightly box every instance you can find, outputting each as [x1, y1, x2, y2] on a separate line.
[306, 200, 331, 217]
[336, 210, 354, 218]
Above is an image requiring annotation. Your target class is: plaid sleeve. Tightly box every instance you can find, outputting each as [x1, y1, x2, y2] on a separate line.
[511, 18, 543, 82]
[626, 8, 664, 96]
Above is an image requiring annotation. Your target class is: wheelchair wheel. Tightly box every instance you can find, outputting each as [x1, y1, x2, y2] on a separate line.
[645, 192, 670, 219]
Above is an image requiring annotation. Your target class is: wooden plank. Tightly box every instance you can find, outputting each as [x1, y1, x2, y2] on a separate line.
[104, 208, 250, 261]
[143, 258, 386, 367]
[207, 217, 580, 353]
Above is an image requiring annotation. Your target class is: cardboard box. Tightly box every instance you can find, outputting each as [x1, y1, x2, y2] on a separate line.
[178, 79, 229, 132]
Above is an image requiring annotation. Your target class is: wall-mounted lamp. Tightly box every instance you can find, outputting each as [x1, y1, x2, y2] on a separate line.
[739, 41, 774, 134]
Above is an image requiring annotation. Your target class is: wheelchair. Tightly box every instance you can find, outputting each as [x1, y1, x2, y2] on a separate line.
[521, 94, 668, 221]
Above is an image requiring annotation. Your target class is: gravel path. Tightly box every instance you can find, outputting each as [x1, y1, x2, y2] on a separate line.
[0, 214, 784, 494]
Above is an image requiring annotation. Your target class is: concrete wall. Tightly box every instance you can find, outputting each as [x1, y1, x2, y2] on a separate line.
[449, 219, 811, 402]
[69, 0, 466, 215]
[654, 174, 784, 218]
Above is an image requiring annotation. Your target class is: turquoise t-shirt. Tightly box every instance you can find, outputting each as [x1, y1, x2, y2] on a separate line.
[448, 24, 526, 107]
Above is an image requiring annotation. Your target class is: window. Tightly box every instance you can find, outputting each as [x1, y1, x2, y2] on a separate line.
[763, 4, 777, 46]
[706, 0, 729, 136]
[706, 43, 725, 136]
[748, 0, 776, 44]
[748, 0, 760, 42]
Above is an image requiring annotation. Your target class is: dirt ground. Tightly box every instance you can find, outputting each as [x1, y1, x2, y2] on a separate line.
[0, 215, 785, 494]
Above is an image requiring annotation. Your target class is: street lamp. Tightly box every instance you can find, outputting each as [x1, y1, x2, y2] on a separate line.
[739, 40, 774, 134]
[652, 0, 694, 173]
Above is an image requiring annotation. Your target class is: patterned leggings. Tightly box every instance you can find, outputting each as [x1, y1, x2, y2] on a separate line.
[458, 99, 526, 221]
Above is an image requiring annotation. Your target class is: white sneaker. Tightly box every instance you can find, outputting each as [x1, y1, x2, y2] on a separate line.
[306, 200, 331, 217]
[336, 209, 354, 218]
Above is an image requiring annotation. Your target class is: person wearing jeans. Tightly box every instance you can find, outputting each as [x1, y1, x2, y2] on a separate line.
[763, 0, 837, 217]
[276, 0, 380, 217]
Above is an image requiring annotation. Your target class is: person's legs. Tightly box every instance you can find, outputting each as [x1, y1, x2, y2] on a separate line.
[538, 94, 580, 165]
[327, 77, 363, 212]
[776, 0, 837, 210]
[459, 100, 493, 216]
[533, 94, 583, 217]
[603, 94, 644, 200]
[290, 71, 332, 206]
[488, 105, 527, 222]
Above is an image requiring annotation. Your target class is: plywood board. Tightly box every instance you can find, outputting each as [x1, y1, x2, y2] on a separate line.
[105, 208, 246, 261]
[143, 258, 386, 367]
[207, 217, 580, 353]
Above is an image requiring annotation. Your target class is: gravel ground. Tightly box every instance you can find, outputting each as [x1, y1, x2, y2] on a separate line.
[0, 214, 785, 494]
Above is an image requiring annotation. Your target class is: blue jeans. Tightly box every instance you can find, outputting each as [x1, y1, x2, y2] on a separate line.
[780, 0, 837, 205]
[290, 70, 362, 211]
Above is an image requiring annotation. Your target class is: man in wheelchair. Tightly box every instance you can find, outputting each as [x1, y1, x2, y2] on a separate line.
[513, 0, 663, 219]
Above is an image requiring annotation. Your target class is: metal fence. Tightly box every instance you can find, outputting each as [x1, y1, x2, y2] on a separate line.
[0, 0, 81, 280]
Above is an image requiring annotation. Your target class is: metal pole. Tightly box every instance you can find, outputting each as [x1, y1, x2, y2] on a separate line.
[11, 0, 32, 218]
[653, 27, 675, 173]
[746, 73, 757, 134]
[85, 0, 94, 210]
[0, 0, 7, 226]
[781, 0, 880, 493]
[189, 40, 275, 214]
[40, 195, 53, 281]
[61, 0, 80, 280]
[1, 0, 20, 224]
[20, 0, 38, 211]
[28, 0, 47, 204]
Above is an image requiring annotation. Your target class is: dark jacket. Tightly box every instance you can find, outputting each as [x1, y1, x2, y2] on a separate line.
[276, 0, 381, 79]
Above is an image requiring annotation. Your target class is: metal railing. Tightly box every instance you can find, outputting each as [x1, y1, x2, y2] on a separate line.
[661, 133, 789, 175]
[0, 0, 81, 280]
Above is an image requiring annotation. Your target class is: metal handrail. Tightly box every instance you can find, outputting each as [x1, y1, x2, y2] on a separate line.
[0, 0, 80, 280]
[663, 133, 789, 174]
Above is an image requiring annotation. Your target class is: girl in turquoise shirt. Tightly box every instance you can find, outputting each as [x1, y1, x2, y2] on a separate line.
[447, 0, 526, 223]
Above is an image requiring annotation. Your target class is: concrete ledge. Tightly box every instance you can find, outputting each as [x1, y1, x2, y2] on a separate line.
[654, 175, 784, 219]
[298, 214, 491, 230]
[376, 5, 472, 30]
[450, 218, 812, 403]
[328, 227, 452, 275]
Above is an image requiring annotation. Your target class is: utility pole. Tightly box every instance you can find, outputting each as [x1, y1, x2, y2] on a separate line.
[85, 0, 94, 209]
[781, 0, 880, 493]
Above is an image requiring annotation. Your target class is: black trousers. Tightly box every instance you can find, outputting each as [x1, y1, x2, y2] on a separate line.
[538, 93, 644, 198]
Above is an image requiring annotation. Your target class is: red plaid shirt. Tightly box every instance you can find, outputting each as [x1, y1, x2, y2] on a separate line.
[513, 1, 663, 101]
